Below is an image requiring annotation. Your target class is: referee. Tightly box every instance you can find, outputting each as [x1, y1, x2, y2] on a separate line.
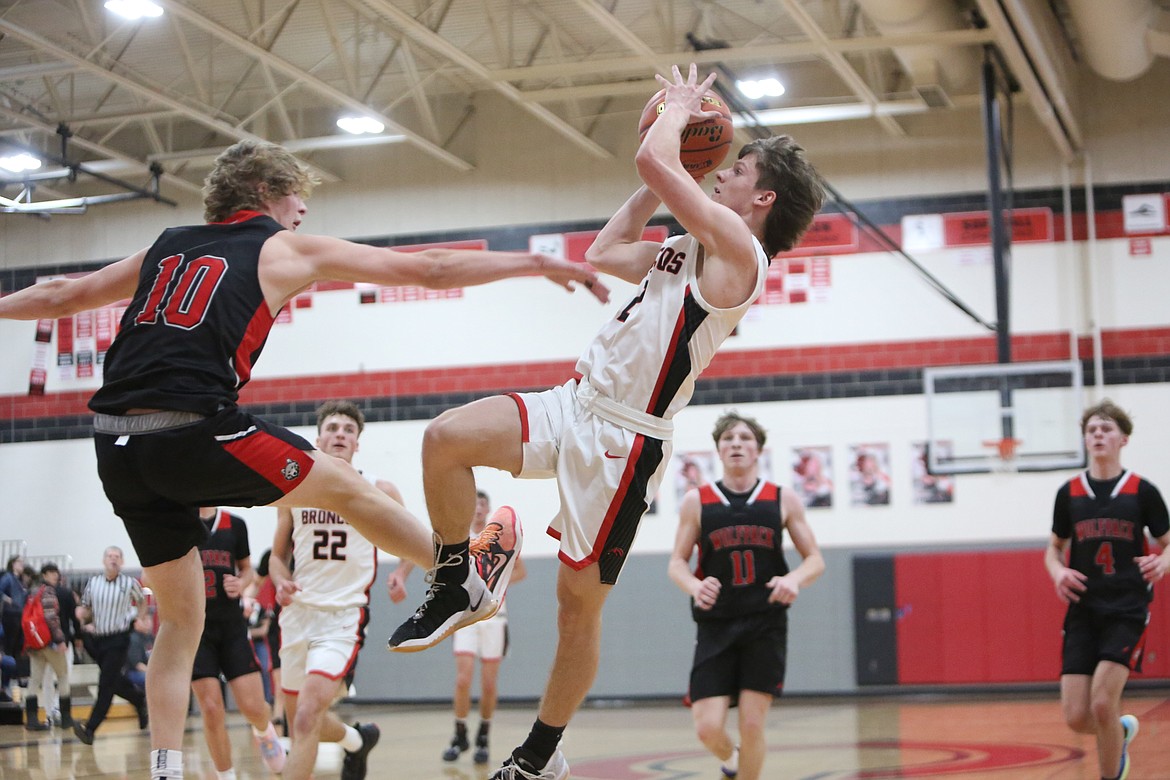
[73, 546, 150, 745]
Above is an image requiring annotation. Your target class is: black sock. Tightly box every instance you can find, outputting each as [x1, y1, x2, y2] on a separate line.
[515, 719, 565, 768]
[436, 540, 470, 583]
[476, 721, 490, 745]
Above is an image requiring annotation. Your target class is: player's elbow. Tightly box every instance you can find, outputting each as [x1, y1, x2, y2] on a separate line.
[635, 145, 674, 183]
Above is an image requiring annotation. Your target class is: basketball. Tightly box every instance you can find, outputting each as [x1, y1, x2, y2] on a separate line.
[637, 89, 734, 177]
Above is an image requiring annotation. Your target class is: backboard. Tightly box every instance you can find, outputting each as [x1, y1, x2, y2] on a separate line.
[924, 360, 1086, 474]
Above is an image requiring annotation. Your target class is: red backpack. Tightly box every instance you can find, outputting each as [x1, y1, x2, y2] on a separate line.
[21, 587, 52, 650]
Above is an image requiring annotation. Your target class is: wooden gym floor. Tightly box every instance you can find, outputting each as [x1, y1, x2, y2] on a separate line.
[3, 690, 1170, 779]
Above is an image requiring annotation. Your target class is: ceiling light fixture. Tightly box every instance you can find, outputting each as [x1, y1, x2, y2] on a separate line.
[104, 0, 164, 20]
[336, 116, 385, 135]
[0, 153, 43, 174]
[735, 78, 785, 100]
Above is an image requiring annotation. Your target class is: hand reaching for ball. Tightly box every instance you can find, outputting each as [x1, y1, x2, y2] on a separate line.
[638, 64, 732, 177]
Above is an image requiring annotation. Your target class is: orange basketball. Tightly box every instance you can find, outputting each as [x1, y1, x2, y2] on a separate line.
[638, 89, 734, 177]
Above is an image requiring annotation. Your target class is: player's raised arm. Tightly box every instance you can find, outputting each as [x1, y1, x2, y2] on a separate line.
[0, 250, 146, 320]
[584, 186, 664, 285]
[257, 232, 609, 313]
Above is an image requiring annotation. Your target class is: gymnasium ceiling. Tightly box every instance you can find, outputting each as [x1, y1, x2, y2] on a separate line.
[0, 0, 1167, 211]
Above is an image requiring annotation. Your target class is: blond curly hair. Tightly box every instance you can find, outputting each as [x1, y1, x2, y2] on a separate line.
[202, 140, 319, 222]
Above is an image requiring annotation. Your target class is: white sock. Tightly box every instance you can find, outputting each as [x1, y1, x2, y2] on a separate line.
[253, 722, 278, 742]
[339, 725, 363, 753]
[151, 749, 184, 779]
[215, 770, 237, 780]
[722, 745, 739, 772]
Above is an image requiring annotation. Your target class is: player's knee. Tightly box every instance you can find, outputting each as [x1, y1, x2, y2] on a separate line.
[1088, 697, 1116, 728]
[693, 718, 723, 745]
[422, 410, 475, 462]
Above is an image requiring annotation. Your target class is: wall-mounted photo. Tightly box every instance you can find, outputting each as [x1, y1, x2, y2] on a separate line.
[672, 451, 717, 504]
[850, 443, 891, 506]
[791, 446, 834, 508]
[912, 441, 955, 504]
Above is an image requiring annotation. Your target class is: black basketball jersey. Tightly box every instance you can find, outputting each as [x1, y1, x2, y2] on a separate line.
[1052, 471, 1170, 615]
[693, 479, 789, 622]
[200, 508, 252, 623]
[89, 212, 285, 416]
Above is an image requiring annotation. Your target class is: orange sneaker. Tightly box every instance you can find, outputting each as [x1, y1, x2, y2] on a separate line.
[472, 506, 524, 602]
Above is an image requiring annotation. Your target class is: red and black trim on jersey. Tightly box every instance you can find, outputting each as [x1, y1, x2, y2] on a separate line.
[646, 287, 708, 419]
[200, 508, 252, 623]
[90, 213, 285, 416]
[1053, 470, 1170, 616]
[694, 479, 789, 622]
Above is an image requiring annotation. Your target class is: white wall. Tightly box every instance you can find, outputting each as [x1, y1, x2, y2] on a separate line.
[2, 61, 1169, 569]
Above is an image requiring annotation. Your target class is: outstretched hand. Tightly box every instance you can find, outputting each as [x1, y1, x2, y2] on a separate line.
[537, 256, 611, 303]
[654, 63, 719, 122]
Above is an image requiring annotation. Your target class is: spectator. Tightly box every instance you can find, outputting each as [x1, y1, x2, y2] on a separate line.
[24, 564, 74, 731]
[0, 556, 28, 658]
[125, 615, 153, 691]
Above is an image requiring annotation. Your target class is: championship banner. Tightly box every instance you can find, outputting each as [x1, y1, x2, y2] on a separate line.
[74, 310, 95, 379]
[31, 272, 127, 390]
[56, 316, 74, 380]
[28, 319, 52, 396]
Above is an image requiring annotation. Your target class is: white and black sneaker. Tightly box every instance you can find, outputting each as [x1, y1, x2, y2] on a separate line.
[489, 747, 569, 780]
[340, 722, 380, 780]
[389, 535, 499, 652]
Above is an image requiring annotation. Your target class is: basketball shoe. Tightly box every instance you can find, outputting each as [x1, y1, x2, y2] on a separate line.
[341, 722, 380, 780]
[389, 528, 510, 652]
[721, 744, 740, 778]
[442, 723, 470, 762]
[256, 722, 286, 773]
[489, 746, 569, 780]
[1119, 714, 1138, 780]
[470, 505, 524, 599]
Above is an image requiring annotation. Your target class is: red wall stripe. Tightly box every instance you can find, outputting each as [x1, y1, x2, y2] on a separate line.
[3, 326, 1168, 421]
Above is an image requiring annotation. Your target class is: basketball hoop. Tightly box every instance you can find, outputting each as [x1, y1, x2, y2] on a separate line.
[982, 438, 1021, 473]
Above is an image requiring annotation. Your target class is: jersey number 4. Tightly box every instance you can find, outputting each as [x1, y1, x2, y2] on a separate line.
[312, 529, 348, 561]
[1095, 541, 1116, 575]
[136, 254, 228, 329]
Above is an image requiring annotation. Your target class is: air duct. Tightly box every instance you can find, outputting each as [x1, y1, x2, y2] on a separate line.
[854, 0, 981, 104]
[1064, 0, 1161, 81]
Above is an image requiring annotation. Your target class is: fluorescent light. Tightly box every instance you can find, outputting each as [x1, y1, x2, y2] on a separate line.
[736, 78, 785, 100]
[104, 0, 163, 20]
[0, 153, 43, 173]
[336, 116, 385, 135]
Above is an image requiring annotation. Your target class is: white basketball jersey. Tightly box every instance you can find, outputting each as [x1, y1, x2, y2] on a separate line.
[289, 473, 378, 609]
[577, 233, 767, 420]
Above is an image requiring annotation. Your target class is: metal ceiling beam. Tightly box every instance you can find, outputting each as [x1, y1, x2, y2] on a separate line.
[0, 102, 203, 195]
[155, 0, 474, 171]
[979, 0, 1081, 159]
[490, 28, 995, 83]
[0, 17, 340, 185]
[359, 0, 612, 159]
[775, 0, 905, 136]
[0, 62, 79, 81]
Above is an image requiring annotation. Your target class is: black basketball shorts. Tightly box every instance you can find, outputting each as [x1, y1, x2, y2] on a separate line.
[1061, 603, 1149, 675]
[193, 617, 262, 681]
[95, 407, 314, 567]
[689, 611, 788, 705]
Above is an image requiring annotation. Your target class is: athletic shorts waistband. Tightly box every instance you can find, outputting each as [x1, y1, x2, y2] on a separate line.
[575, 380, 673, 440]
[93, 410, 207, 435]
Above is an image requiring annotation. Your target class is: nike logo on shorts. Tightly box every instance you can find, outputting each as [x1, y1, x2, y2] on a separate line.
[604, 450, 623, 459]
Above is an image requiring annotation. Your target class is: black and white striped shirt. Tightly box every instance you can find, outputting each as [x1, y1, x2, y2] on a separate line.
[82, 573, 144, 636]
